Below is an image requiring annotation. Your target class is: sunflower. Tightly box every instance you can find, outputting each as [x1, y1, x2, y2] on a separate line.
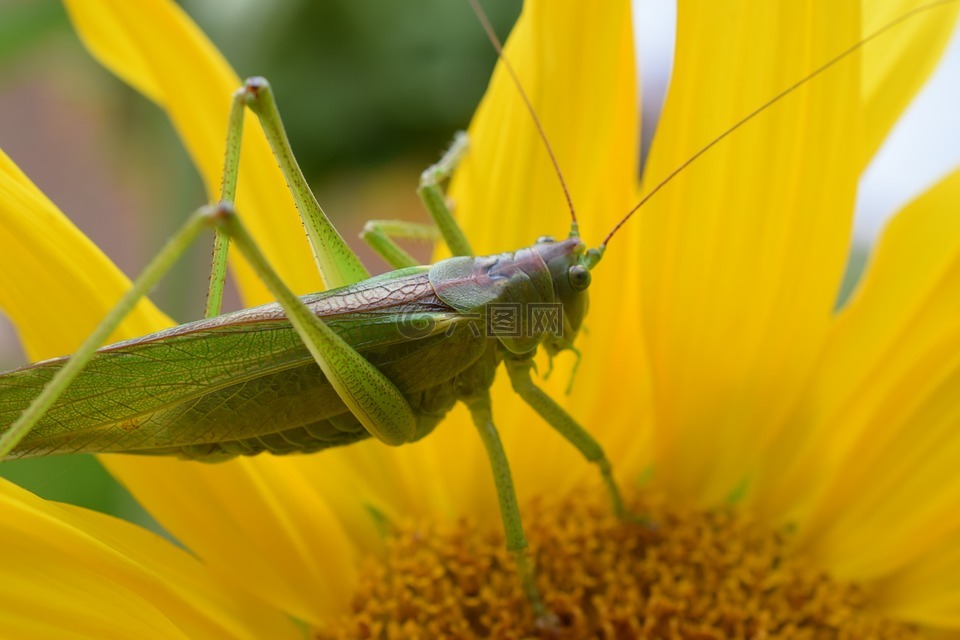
[1, 0, 960, 637]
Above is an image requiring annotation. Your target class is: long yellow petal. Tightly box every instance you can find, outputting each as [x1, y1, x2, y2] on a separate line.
[763, 171, 960, 584]
[756, 169, 960, 521]
[0, 479, 299, 639]
[440, 0, 644, 509]
[639, 0, 860, 505]
[63, 0, 323, 304]
[100, 455, 368, 624]
[862, 0, 960, 164]
[0, 147, 171, 361]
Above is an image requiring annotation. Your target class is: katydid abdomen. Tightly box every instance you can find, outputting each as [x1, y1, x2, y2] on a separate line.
[0, 238, 576, 461]
[0, 265, 485, 460]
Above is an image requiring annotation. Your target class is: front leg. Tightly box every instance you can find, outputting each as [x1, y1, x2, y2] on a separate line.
[504, 356, 630, 520]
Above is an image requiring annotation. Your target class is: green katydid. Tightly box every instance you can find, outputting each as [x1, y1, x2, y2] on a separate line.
[0, 66, 615, 616]
[0, 0, 955, 622]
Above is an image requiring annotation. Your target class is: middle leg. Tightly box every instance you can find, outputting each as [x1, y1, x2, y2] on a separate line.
[360, 220, 440, 269]
[417, 132, 474, 257]
[359, 132, 475, 269]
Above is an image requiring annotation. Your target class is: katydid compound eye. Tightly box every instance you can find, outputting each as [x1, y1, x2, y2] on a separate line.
[568, 265, 591, 291]
[536, 235, 555, 244]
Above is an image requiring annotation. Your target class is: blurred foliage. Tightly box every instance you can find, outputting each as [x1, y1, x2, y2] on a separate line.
[0, 0, 521, 176]
[0, 2, 63, 63]
[184, 0, 522, 176]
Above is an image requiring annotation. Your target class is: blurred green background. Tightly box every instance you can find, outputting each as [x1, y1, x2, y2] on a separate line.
[0, 0, 520, 530]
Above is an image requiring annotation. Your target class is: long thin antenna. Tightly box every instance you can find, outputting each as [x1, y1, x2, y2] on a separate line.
[468, 0, 578, 226]
[601, 0, 958, 248]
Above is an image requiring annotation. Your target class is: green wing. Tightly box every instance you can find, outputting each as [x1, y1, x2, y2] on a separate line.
[0, 269, 484, 460]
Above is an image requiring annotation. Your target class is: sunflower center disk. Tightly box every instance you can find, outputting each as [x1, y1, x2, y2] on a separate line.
[316, 493, 917, 639]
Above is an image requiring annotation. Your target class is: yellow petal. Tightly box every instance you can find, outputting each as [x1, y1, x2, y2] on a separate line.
[448, 0, 638, 254]
[862, 0, 960, 163]
[63, 0, 323, 304]
[0, 147, 171, 361]
[0, 479, 299, 639]
[99, 455, 368, 624]
[100, 407, 545, 621]
[760, 171, 960, 583]
[639, 1, 861, 505]
[441, 0, 645, 508]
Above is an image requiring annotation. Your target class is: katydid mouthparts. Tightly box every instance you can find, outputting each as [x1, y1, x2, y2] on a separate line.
[0, 0, 956, 623]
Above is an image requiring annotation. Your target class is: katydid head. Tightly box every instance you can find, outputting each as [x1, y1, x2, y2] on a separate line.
[530, 235, 599, 356]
